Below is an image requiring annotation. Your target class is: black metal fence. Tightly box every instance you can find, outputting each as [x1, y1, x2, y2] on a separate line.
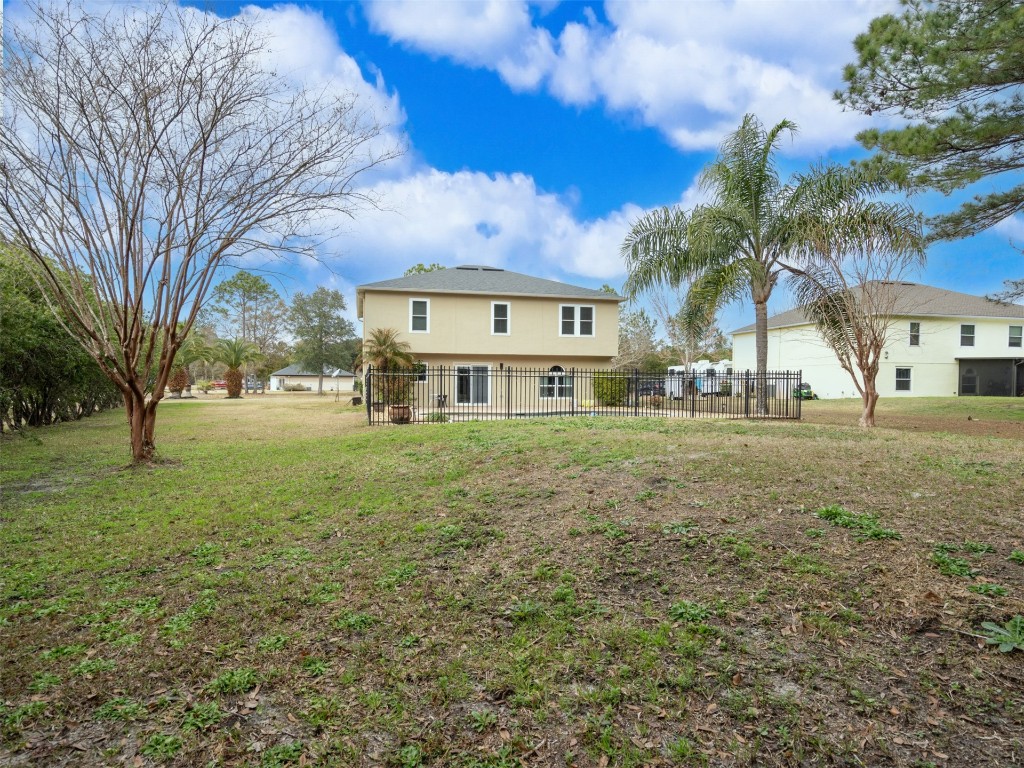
[365, 366, 803, 425]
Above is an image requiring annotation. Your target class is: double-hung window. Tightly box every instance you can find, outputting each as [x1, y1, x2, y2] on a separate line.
[960, 324, 975, 346]
[895, 367, 912, 392]
[1010, 325, 1023, 348]
[909, 322, 920, 346]
[560, 304, 594, 337]
[492, 302, 510, 335]
[410, 299, 429, 333]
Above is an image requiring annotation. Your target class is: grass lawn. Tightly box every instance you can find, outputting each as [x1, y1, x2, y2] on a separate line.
[2, 395, 1023, 767]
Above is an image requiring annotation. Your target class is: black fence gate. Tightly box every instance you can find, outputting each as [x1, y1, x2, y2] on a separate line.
[365, 366, 803, 425]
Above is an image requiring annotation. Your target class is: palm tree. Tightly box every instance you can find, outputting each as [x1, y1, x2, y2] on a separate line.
[213, 338, 262, 398]
[354, 328, 415, 407]
[622, 113, 919, 412]
[353, 328, 415, 372]
[168, 332, 211, 399]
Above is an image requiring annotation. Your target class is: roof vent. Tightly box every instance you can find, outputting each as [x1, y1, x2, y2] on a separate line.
[455, 265, 504, 272]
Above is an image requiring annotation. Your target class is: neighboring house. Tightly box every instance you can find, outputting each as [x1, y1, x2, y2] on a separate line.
[356, 265, 622, 406]
[268, 364, 355, 392]
[732, 283, 1024, 398]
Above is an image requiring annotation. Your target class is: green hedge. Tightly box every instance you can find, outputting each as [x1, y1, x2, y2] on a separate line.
[594, 372, 629, 406]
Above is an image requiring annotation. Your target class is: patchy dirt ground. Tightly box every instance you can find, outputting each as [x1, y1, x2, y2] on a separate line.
[1, 399, 1022, 767]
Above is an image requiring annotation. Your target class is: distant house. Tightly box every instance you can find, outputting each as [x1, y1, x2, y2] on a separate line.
[356, 265, 622, 406]
[732, 283, 1024, 398]
[268, 365, 355, 392]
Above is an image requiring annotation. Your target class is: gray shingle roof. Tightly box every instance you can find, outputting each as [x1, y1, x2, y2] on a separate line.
[356, 266, 621, 316]
[732, 282, 1024, 334]
[270, 364, 354, 377]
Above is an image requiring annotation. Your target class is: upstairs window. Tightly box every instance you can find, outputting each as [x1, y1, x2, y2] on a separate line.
[960, 324, 975, 346]
[410, 299, 429, 333]
[492, 302, 510, 335]
[1010, 325, 1023, 348]
[560, 304, 595, 337]
[895, 368, 912, 392]
[909, 322, 920, 346]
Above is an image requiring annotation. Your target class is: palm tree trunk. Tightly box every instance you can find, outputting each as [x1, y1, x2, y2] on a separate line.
[754, 299, 769, 415]
[225, 368, 244, 398]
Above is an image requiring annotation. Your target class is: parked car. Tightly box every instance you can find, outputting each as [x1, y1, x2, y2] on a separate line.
[211, 379, 227, 389]
[793, 382, 818, 400]
[637, 379, 666, 396]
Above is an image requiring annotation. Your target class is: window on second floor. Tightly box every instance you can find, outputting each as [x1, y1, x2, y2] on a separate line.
[492, 302, 510, 335]
[410, 299, 429, 333]
[560, 304, 595, 337]
[1010, 325, 1023, 348]
[909, 321, 920, 346]
[960, 324, 975, 346]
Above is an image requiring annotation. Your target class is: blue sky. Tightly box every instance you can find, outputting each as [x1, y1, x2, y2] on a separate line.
[20, 0, 1024, 336]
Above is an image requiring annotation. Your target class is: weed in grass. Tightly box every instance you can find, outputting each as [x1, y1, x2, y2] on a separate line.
[462, 746, 520, 768]
[113, 633, 141, 647]
[333, 610, 376, 631]
[969, 584, 1009, 597]
[207, 667, 259, 695]
[72, 658, 116, 676]
[262, 741, 304, 767]
[1009, 550, 1024, 565]
[182, 702, 224, 732]
[95, 697, 146, 721]
[980, 616, 1024, 652]
[257, 634, 289, 652]
[663, 521, 697, 535]
[191, 542, 221, 566]
[304, 581, 343, 606]
[509, 600, 544, 623]
[3, 701, 47, 728]
[131, 596, 162, 617]
[669, 600, 710, 623]
[160, 589, 217, 646]
[28, 672, 61, 692]
[815, 505, 900, 541]
[551, 585, 576, 604]
[39, 643, 87, 660]
[781, 554, 832, 576]
[931, 549, 978, 578]
[398, 634, 420, 648]
[303, 695, 342, 727]
[933, 542, 960, 554]
[375, 563, 417, 590]
[964, 541, 996, 554]
[667, 735, 704, 764]
[469, 709, 497, 732]
[804, 528, 825, 539]
[398, 744, 424, 768]
[301, 657, 329, 676]
[140, 733, 182, 760]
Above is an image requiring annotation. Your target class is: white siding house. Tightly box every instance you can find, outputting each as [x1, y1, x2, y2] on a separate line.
[732, 283, 1024, 399]
[269, 365, 355, 392]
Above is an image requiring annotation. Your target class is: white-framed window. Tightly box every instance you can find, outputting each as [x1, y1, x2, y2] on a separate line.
[960, 324, 975, 346]
[412, 361, 427, 382]
[455, 364, 489, 405]
[895, 367, 912, 392]
[409, 298, 429, 333]
[491, 302, 510, 335]
[539, 365, 573, 399]
[559, 304, 595, 337]
[909, 321, 920, 346]
[1010, 325, 1022, 348]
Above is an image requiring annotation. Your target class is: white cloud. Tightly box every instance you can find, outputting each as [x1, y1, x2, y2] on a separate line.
[994, 214, 1024, 242]
[364, 0, 900, 153]
[327, 169, 641, 285]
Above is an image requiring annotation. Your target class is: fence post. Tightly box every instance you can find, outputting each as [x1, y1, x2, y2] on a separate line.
[633, 369, 639, 417]
[507, 367, 512, 419]
[744, 371, 750, 418]
[365, 366, 373, 424]
[690, 372, 696, 418]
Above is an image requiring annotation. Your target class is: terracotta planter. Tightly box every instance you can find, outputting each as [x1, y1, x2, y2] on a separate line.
[389, 405, 412, 424]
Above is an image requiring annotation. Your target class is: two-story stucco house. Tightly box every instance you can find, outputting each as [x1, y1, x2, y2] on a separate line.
[732, 283, 1024, 398]
[355, 265, 622, 407]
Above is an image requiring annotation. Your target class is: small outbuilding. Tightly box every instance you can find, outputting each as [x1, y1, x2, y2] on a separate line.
[269, 365, 355, 392]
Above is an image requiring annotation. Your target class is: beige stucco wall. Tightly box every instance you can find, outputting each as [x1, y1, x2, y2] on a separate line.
[733, 315, 1023, 398]
[361, 291, 619, 362]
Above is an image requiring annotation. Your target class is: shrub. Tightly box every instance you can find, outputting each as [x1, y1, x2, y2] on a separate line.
[195, 380, 212, 393]
[594, 372, 628, 406]
[719, 380, 732, 396]
[284, 383, 309, 392]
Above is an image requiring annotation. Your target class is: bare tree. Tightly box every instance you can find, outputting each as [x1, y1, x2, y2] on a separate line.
[0, 1, 401, 461]
[795, 247, 923, 428]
